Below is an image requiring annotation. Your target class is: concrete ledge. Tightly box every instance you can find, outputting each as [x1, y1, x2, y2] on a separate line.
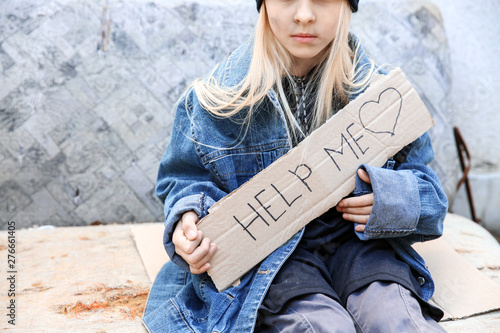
[0, 224, 150, 332]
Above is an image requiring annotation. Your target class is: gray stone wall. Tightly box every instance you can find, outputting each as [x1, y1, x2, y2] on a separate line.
[428, 0, 500, 233]
[0, 0, 256, 228]
[0, 0, 474, 229]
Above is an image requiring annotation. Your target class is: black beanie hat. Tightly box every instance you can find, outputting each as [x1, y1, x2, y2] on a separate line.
[256, 0, 359, 13]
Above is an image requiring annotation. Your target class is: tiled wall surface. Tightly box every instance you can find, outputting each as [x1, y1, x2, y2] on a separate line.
[0, 0, 458, 228]
[0, 0, 256, 228]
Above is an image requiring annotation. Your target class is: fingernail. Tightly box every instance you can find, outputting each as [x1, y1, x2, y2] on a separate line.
[188, 230, 196, 239]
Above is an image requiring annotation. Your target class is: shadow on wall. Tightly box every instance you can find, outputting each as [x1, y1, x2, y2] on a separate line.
[0, 0, 458, 229]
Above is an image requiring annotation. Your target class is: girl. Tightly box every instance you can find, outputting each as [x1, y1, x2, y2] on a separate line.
[143, 0, 449, 332]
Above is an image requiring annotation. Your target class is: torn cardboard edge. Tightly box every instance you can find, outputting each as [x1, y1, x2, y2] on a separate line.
[197, 67, 435, 291]
[130, 223, 169, 283]
[413, 238, 500, 321]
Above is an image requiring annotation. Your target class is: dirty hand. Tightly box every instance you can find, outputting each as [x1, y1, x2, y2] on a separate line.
[172, 210, 217, 274]
[336, 169, 374, 233]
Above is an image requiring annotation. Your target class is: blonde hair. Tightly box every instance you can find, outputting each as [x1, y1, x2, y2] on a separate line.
[191, 0, 375, 142]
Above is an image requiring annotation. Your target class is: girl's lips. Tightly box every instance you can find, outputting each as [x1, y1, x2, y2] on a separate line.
[291, 34, 317, 43]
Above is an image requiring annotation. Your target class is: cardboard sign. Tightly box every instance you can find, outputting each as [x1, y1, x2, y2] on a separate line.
[197, 68, 435, 291]
[413, 238, 500, 321]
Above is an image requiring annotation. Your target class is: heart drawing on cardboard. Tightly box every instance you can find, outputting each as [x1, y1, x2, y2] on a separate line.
[359, 87, 402, 136]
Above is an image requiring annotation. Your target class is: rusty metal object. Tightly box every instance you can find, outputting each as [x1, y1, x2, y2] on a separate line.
[453, 127, 480, 223]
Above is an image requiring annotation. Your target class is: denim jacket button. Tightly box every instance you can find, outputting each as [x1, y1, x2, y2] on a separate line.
[417, 277, 425, 286]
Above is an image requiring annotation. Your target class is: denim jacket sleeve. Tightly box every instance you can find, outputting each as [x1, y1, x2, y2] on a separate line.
[353, 132, 448, 243]
[156, 89, 228, 271]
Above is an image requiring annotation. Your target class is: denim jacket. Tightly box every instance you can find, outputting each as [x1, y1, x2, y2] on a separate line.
[143, 37, 448, 333]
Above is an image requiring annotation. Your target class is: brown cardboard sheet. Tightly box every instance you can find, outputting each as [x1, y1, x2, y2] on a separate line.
[131, 223, 169, 283]
[413, 238, 500, 321]
[197, 68, 434, 291]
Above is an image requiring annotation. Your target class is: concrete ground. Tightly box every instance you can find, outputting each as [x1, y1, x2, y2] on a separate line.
[1, 224, 150, 332]
[0, 213, 499, 332]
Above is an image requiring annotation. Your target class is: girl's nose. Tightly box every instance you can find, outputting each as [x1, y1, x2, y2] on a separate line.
[294, 0, 315, 24]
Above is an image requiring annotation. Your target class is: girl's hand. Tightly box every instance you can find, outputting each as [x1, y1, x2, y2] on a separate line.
[172, 210, 217, 274]
[336, 169, 374, 233]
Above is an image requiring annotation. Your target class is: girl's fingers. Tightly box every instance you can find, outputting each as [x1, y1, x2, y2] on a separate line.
[172, 221, 187, 250]
[175, 240, 217, 275]
[190, 263, 211, 275]
[337, 205, 372, 215]
[175, 235, 207, 260]
[358, 168, 371, 183]
[173, 213, 216, 274]
[189, 243, 217, 271]
[186, 238, 211, 265]
[355, 224, 366, 233]
[342, 213, 370, 224]
[173, 222, 203, 255]
[337, 193, 374, 209]
[180, 240, 217, 275]
[181, 211, 200, 241]
[178, 230, 204, 255]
